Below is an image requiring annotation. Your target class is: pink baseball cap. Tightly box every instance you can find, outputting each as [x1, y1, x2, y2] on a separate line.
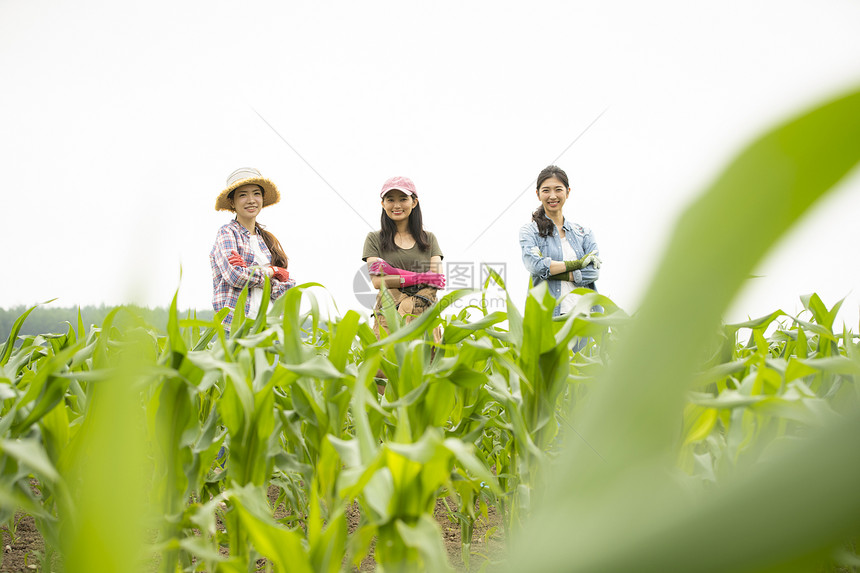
[380, 176, 417, 198]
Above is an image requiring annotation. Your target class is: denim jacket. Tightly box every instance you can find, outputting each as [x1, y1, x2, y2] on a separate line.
[519, 216, 599, 316]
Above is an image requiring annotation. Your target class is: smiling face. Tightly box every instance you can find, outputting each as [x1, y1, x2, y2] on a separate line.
[230, 183, 264, 228]
[381, 189, 418, 223]
[230, 183, 263, 218]
[536, 176, 570, 217]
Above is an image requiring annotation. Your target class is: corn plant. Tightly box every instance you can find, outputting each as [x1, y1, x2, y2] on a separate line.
[508, 85, 860, 573]
[3, 85, 860, 573]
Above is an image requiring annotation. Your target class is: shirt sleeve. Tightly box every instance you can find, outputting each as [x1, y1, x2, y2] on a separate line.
[270, 277, 296, 301]
[573, 228, 600, 287]
[519, 222, 552, 280]
[427, 232, 443, 259]
[362, 231, 381, 261]
[212, 226, 269, 288]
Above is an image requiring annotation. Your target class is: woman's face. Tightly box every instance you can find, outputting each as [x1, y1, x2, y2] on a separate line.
[231, 184, 264, 220]
[536, 176, 570, 216]
[382, 189, 417, 222]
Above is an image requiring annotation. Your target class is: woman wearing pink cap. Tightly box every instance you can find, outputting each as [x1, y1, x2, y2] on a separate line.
[362, 175, 446, 342]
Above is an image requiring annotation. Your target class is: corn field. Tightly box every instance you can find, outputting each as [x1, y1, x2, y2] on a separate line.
[2, 88, 860, 573]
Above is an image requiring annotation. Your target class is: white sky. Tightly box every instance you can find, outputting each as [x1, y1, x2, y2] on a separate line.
[2, 0, 859, 327]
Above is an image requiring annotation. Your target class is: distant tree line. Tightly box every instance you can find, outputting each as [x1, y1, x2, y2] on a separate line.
[0, 304, 215, 343]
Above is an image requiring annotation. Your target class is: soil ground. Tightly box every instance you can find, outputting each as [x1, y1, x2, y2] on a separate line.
[1, 488, 505, 572]
[1, 513, 42, 573]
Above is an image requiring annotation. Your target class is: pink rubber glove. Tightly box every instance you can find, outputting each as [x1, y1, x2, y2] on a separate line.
[369, 260, 445, 288]
[228, 250, 246, 267]
[402, 272, 446, 288]
[369, 259, 400, 276]
[369, 259, 426, 280]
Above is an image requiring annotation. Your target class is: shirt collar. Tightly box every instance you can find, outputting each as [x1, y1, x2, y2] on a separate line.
[230, 218, 251, 236]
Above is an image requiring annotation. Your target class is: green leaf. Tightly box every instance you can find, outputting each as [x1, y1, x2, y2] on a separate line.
[396, 514, 456, 573]
[726, 310, 786, 331]
[251, 274, 271, 333]
[0, 438, 60, 482]
[683, 407, 718, 445]
[513, 86, 860, 572]
[0, 300, 56, 366]
[329, 310, 361, 372]
[443, 311, 507, 345]
[229, 484, 314, 573]
[231, 283, 250, 335]
[369, 289, 472, 348]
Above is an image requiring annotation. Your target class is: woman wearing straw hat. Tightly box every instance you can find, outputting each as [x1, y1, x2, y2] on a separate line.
[210, 167, 295, 330]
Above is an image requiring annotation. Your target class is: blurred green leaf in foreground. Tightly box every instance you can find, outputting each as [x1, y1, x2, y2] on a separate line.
[510, 87, 860, 572]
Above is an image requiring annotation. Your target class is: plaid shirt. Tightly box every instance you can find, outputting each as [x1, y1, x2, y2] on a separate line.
[210, 219, 295, 327]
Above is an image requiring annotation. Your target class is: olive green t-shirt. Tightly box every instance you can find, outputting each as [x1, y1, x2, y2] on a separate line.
[362, 231, 443, 273]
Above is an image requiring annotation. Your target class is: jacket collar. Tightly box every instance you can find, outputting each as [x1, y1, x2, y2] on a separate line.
[540, 212, 571, 233]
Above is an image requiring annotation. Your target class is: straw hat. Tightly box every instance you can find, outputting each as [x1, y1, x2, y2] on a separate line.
[215, 167, 281, 212]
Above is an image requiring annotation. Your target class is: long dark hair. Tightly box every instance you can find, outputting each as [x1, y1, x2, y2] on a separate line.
[380, 199, 430, 252]
[256, 223, 288, 267]
[532, 165, 570, 238]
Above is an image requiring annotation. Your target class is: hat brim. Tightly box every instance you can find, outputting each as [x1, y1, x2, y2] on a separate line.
[215, 177, 281, 212]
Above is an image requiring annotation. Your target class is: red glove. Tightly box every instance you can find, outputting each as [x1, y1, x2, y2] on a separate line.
[228, 250, 246, 267]
[271, 266, 290, 282]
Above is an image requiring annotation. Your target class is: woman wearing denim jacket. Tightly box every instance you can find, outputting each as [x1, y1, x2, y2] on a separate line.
[519, 165, 601, 317]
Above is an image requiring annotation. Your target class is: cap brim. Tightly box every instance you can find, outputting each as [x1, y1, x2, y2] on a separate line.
[380, 186, 415, 198]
